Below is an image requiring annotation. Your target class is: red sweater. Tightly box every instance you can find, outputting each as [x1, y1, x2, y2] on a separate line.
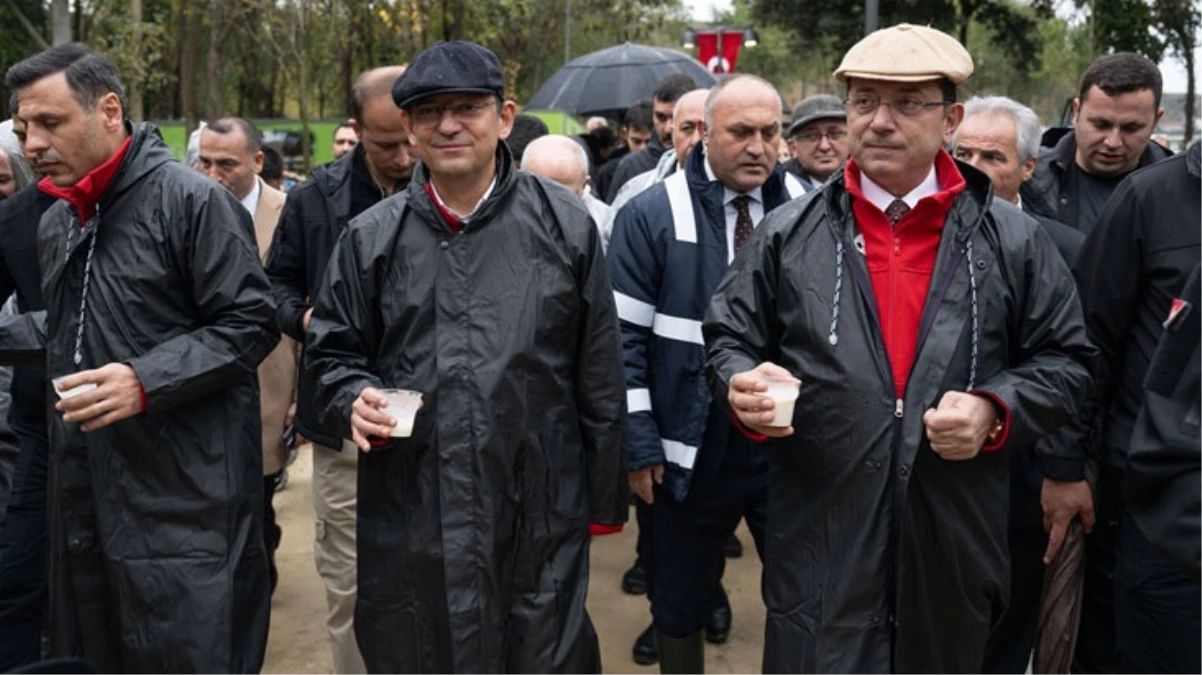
[844, 150, 965, 398]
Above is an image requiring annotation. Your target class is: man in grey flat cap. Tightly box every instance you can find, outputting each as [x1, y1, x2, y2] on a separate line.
[782, 94, 849, 190]
[304, 41, 628, 673]
[703, 23, 1095, 672]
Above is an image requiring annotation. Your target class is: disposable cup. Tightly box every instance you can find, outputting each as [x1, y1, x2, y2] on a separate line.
[379, 389, 423, 438]
[762, 376, 801, 427]
[52, 375, 97, 400]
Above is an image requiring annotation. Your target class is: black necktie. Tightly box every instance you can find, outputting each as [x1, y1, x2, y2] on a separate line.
[885, 199, 910, 228]
[732, 195, 754, 252]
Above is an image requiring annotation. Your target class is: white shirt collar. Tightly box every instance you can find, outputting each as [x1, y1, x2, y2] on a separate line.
[704, 153, 764, 205]
[239, 178, 262, 216]
[428, 176, 498, 223]
[859, 164, 939, 213]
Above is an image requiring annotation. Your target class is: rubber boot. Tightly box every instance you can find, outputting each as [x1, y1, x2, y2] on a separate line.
[657, 630, 704, 674]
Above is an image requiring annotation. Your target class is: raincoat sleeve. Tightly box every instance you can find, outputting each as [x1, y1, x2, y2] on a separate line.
[703, 205, 791, 404]
[1038, 187, 1143, 481]
[570, 204, 629, 526]
[1125, 264, 1201, 581]
[305, 224, 386, 440]
[265, 193, 311, 342]
[973, 220, 1095, 452]
[126, 189, 280, 414]
[606, 199, 668, 471]
[0, 310, 45, 366]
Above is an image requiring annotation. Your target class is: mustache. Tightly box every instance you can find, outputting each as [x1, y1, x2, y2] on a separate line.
[29, 151, 64, 167]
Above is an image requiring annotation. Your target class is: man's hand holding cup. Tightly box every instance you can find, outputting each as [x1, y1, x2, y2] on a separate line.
[727, 362, 801, 438]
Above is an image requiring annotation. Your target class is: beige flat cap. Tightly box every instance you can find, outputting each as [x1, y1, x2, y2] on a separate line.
[834, 23, 973, 85]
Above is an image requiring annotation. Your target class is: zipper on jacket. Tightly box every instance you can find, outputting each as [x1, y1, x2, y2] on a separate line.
[894, 399, 904, 418]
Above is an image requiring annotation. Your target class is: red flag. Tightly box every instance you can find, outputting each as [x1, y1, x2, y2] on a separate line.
[695, 29, 746, 74]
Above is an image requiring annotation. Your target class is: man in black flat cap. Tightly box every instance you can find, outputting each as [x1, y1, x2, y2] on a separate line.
[304, 41, 629, 673]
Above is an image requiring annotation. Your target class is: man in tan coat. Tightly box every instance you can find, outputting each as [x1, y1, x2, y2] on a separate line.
[198, 116, 299, 591]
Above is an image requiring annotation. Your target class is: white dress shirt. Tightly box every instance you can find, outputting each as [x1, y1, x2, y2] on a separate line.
[239, 177, 262, 216]
[428, 177, 498, 224]
[858, 164, 939, 214]
[704, 156, 764, 264]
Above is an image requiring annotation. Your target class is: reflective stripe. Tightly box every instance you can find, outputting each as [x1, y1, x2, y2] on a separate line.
[652, 312, 704, 345]
[784, 173, 807, 200]
[664, 171, 697, 243]
[614, 291, 655, 327]
[662, 439, 698, 469]
[627, 388, 651, 413]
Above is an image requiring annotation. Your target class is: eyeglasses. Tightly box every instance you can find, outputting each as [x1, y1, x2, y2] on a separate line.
[845, 94, 950, 117]
[410, 99, 497, 128]
[793, 129, 848, 144]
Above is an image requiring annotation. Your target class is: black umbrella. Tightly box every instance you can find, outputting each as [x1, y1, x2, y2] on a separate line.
[525, 42, 716, 119]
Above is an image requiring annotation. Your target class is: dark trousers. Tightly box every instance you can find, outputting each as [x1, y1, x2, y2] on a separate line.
[649, 434, 767, 638]
[0, 422, 49, 671]
[1115, 518, 1201, 673]
[1073, 462, 1125, 674]
[263, 472, 281, 592]
[983, 447, 1044, 673]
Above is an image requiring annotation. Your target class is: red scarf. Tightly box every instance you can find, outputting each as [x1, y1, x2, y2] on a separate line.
[423, 181, 463, 234]
[38, 136, 132, 224]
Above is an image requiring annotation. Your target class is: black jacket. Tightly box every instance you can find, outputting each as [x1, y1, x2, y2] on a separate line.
[781, 157, 822, 191]
[265, 147, 361, 449]
[1029, 212, 1084, 266]
[306, 144, 628, 672]
[1020, 131, 1171, 233]
[0, 185, 53, 426]
[1039, 142, 1202, 480]
[24, 123, 277, 672]
[0, 185, 51, 516]
[704, 160, 1095, 672]
[591, 145, 628, 203]
[1126, 261, 1201, 582]
[606, 133, 666, 202]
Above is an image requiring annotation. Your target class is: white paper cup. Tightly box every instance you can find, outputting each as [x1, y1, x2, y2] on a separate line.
[763, 377, 801, 427]
[52, 375, 97, 400]
[379, 389, 423, 438]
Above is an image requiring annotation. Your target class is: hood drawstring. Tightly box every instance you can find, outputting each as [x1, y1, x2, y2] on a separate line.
[965, 237, 979, 390]
[64, 206, 101, 367]
[826, 209, 982, 392]
[829, 239, 844, 346]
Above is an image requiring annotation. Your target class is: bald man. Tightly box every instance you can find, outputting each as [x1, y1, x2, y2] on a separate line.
[608, 75, 805, 672]
[522, 135, 615, 250]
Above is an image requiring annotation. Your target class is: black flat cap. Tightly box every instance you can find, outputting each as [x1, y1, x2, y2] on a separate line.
[392, 41, 505, 110]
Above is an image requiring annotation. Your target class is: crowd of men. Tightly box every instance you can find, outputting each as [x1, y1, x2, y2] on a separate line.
[0, 19, 1195, 675]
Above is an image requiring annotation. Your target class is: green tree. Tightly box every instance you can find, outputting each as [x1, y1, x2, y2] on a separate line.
[1155, 0, 1199, 142]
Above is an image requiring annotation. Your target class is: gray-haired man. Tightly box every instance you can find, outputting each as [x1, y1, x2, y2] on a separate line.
[952, 94, 1087, 673]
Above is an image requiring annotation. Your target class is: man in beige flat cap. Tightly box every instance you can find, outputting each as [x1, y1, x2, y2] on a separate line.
[704, 23, 1095, 672]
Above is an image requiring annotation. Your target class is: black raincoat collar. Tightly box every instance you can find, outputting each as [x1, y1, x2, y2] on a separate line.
[98, 121, 175, 212]
[407, 141, 517, 233]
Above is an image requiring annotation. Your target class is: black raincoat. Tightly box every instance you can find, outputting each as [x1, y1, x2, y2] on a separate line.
[703, 161, 1095, 673]
[16, 123, 277, 672]
[306, 145, 628, 673]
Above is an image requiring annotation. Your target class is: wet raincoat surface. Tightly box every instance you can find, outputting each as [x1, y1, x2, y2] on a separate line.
[306, 145, 628, 673]
[35, 123, 278, 672]
[703, 161, 1095, 673]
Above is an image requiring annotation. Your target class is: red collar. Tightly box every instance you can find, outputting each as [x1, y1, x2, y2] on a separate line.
[38, 135, 133, 224]
[843, 149, 966, 216]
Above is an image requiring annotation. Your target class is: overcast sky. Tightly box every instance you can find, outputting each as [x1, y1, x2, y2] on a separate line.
[681, 0, 1197, 94]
